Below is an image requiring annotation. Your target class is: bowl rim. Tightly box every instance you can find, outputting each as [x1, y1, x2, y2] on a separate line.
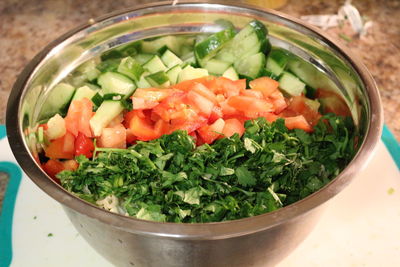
[6, 0, 383, 240]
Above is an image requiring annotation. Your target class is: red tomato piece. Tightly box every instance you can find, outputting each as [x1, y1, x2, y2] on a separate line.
[190, 82, 217, 104]
[45, 132, 75, 159]
[75, 132, 95, 158]
[284, 115, 313, 132]
[210, 77, 245, 98]
[222, 118, 245, 138]
[97, 124, 126, 149]
[240, 89, 264, 99]
[133, 88, 174, 102]
[285, 96, 321, 126]
[65, 98, 93, 137]
[228, 96, 273, 113]
[131, 97, 159, 110]
[173, 77, 214, 91]
[64, 100, 82, 137]
[268, 90, 287, 114]
[197, 118, 225, 144]
[209, 106, 223, 124]
[186, 90, 214, 118]
[42, 159, 65, 183]
[126, 128, 137, 144]
[62, 159, 79, 171]
[78, 98, 94, 137]
[220, 100, 241, 117]
[249, 77, 279, 98]
[259, 112, 279, 123]
[129, 112, 160, 141]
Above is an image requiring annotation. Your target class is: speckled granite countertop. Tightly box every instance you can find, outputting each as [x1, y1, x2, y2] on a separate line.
[0, 0, 399, 211]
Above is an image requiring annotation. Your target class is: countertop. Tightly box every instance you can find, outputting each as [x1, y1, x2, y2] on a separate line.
[0, 0, 399, 212]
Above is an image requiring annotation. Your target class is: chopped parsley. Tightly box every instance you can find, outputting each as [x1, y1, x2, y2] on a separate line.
[58, 114, 355, 223]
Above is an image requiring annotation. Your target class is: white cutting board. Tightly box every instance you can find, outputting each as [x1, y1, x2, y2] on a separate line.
[0, 134, 399, 267]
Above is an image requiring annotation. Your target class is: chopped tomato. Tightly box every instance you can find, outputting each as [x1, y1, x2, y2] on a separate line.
[42, 159, 65, 183]
[133, 88, 175, 102]
[75, 132, 95, 158]
[222, 118, 245, 138]
[240, 89, 264, 99]
[45, 131, 75, 159]
[209, 77, 245, 98]
[220, 100, 241, 117]
[62, 159, 79, 171]
[129, 111, 160, 141]
[97, 124, 126, 149]
[285, 96, 321, 126]
[249, 77, 279, 98]
[197, 118, 225, 144]
[284, 115, 313, 132]
[126, 128, 137, 144]
[65, 98, 93, 137]
[228, 96, 273, 113]
[173, 76, 214, 91]
[131, 97, 159, 110]
[190, 82, 217, 103]
[170, 114, 207, 134]
[259, 112, 279, 123]
[209, 106, 223, 124]
[268, 90, 287, 114]
[186, 90, 214, 118]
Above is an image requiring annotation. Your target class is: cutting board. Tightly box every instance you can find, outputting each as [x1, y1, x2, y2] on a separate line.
[0, 125, 399, 267]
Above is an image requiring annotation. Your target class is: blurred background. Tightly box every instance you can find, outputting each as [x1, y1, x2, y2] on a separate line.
[0, 0, 399, 211]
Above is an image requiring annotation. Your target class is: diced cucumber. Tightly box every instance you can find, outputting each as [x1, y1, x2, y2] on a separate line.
[137, 72, 152, 88]
[142, 55, 167, 73]
[117, 56, 144, 82]
[76, 59, 101, 81]
[194, 28, 235, 67]
[97, 72, 136, 98]
[216, 20, 269, 63]
[181, 52, 197, 67]
[145, 71, 170, 87]
[166, 65, 182, 85]
[203, 59, 231, 75]
[37, 126, 44, 144]
[278, 71, 306, 96]
[234, 52, 265, 80]
[140, 36, 184, 56]
[266, 49, 290, 76]
[84, 82, 101, 91]
[222, 66, 239, 81]
[133, 53, 153, 65]
[161, 49, 183, 68]
[39, 83, 75, 120]
[89, 100, 124, 136]
[97, 58, 121, 73]
[178, 66, 208, 83]
[72, 85, 97, 101]
[262, 69, 279, 81]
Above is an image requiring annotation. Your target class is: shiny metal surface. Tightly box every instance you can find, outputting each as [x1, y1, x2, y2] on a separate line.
[6, 1, 383, 267]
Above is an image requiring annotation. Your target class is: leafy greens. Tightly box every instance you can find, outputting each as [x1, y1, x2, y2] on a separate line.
[58, 114, 355, 223]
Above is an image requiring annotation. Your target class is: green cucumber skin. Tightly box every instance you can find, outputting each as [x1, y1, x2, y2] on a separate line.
[97, 72, 136, 98]
[194, 28, 236, 61]
[117, 57, 145, 82]
[234, 52, 266, 80]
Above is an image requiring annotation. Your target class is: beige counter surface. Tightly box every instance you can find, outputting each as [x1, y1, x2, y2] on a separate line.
[0, 0, 399, 211]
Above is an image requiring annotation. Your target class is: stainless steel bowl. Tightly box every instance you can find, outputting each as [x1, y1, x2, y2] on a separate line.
[6, 2, 383, 266]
